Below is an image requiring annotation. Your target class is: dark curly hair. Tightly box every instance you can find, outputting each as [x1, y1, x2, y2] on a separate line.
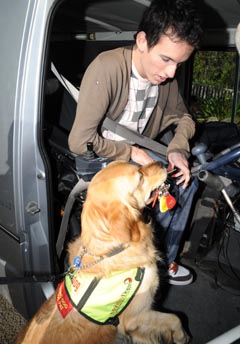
[135, 0, 203, 49]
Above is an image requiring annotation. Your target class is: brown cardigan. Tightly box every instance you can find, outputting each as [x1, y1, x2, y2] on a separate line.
[68, 46, 195, 161]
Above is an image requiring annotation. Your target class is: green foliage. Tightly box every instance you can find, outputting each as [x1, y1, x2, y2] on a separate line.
[192, 50, 239, 122]
[193, 96, 233, 122]
[193, 51, 236, 88]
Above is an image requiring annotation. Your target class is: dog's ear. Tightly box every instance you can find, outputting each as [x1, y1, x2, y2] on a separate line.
[106, 201, 141, 242]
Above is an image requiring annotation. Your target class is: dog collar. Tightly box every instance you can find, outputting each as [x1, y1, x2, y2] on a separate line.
[56, 267, 145, 325]
[68, 243, 130, 271]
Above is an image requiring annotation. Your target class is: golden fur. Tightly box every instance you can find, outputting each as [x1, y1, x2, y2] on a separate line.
[15, 161, 189, 344]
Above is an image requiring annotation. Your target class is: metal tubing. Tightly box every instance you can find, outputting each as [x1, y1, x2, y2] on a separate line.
[205, 148, 240, 172]
[206, 325, 240, 344]
[198, 170, 224, 191]
[222, 189, 240, 227]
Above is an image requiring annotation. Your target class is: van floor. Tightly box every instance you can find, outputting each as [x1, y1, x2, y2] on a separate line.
[0, 259, 240, 344]
[157, 256, 240, 344]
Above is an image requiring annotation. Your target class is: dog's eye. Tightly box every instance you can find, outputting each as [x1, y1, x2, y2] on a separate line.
[138, 171, 144, 185]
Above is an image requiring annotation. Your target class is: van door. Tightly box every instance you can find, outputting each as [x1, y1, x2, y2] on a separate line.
[0, 0, 56, 318]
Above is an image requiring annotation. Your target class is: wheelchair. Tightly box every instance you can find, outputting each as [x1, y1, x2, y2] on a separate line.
[184, 139, 240, 294]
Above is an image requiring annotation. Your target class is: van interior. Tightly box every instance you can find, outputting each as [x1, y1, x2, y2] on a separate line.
[39, 0, 240, 343]
[2, 0, 240, 343]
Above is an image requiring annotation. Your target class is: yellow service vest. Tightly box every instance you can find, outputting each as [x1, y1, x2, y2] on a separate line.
[56, 267, 144, 325]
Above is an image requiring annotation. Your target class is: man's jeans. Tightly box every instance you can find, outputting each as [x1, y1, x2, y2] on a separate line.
[146, 150, 199, 265]
[153, 177, 198, 264]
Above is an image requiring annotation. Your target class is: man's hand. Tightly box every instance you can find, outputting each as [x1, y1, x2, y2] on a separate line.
[168, 152, 191, 189]
[131, 146, 154, 165]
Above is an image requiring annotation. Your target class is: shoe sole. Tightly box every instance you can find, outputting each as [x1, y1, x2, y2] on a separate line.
[168, 275, 193, 286]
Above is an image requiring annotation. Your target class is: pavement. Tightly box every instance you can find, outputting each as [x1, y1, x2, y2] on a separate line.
[0, 294, 26, 344]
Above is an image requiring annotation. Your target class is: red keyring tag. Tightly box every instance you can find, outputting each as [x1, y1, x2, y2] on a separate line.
[159, 193, 176, 213]
[166, 193, 176, 210]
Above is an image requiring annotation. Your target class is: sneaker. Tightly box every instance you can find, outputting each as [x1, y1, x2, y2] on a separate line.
[168, 261, 193, 286]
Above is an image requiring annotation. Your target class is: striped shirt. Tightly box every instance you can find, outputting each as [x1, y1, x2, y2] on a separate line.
[102, 63, 158, 142]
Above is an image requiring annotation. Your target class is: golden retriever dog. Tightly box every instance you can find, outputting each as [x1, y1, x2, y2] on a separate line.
[15, 161, 189, 344]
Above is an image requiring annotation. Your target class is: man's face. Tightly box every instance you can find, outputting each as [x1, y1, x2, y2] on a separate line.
[135, 32, 194, 85]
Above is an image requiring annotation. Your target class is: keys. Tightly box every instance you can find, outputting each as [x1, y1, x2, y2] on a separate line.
[152, 183, 176, 212]
[159, 192, 176, 213]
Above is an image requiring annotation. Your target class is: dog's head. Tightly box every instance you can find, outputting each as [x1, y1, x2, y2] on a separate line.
[80, 161, 167, 243]
[86, 160, 167, 209]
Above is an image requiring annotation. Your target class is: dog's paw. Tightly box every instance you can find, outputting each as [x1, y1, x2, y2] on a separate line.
[171, 320, 190, 344]
[160, 330, 189, 344]
[114, 333, 133, 344]
[160, 316, 190, 344]
[173, 329, 190, 344]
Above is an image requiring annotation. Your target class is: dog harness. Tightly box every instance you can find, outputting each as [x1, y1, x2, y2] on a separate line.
[56, 267, 145, 325]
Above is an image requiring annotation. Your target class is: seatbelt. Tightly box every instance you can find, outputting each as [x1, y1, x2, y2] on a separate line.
[51, 63, 79, 102]
[103, 117, 167, 157]
[50, 63, 168, 158]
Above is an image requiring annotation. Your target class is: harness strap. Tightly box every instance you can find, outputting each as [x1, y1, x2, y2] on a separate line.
[76, 277, 100, 311]
[0, 273, 64, 285]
